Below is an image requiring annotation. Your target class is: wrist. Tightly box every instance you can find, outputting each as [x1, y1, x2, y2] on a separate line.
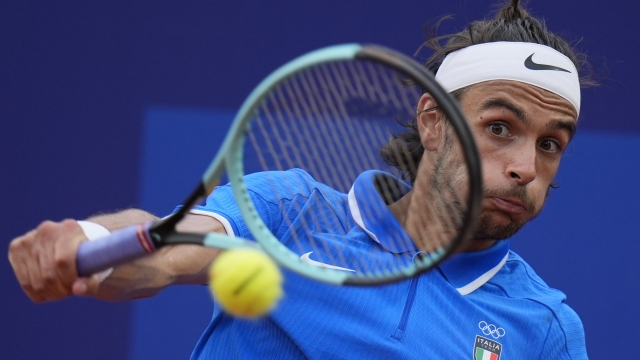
[77, 220, 113, 281]
[77, 220, 110, 240]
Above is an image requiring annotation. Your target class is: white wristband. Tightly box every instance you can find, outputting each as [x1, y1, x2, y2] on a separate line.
[77, 220, 110, 240]
[77, 220, 113, 282]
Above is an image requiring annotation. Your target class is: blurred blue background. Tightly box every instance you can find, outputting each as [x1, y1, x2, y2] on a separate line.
[1, 1, 637, 358]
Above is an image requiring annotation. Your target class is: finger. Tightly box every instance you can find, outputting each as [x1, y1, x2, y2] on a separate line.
[72, 275, 101, 297]
[32, 220, 72, 300]
[12, 252, 47, 303]
[8, 235, 45, 302]
[8, 237, 31, 288]
[21, 281, 48, 303]
[7, 229, 37, 285]
[72, 278, 89, 296]
[54, 219, 86, 286]
[38, 238, 70, 299]
[20, 234, 47, 297]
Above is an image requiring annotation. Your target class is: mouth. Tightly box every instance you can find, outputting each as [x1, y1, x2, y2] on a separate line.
[487, 196, 528, 215]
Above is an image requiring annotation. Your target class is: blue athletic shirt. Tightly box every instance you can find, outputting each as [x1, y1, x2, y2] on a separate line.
[188, 169, 587, 359]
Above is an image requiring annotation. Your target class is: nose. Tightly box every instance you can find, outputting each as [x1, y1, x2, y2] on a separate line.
[504, 143, 537, 185]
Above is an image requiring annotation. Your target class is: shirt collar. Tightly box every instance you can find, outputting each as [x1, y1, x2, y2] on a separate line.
[347, 170, 510, 295]
[348, 170, 415, 253]
[439, 240, 510, 295]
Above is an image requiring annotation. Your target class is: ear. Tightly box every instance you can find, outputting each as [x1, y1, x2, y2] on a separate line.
[416, 93, 442, 151]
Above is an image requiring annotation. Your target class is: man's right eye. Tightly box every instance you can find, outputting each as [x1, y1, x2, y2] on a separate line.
[488, 123, 510, 137]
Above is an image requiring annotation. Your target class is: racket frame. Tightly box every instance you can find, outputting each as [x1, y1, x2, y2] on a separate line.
[149, 44, 482, 285]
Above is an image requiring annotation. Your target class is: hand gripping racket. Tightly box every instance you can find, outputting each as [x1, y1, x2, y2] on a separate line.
[77, 44, 483, 285]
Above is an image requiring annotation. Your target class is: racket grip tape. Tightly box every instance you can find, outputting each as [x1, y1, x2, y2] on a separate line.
[76, 223, 157, 277]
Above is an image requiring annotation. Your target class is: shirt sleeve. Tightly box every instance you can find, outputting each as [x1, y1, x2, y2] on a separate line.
[189, 169, 318, 239]
[539, 302, 588, 360]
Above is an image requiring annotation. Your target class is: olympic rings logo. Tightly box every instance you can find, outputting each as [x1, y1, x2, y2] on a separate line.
[478, 321, 506, 339]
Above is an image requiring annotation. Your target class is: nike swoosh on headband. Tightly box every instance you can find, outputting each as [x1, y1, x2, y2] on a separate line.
[300, 252, 355, 272]
[524, 54, 571, 73]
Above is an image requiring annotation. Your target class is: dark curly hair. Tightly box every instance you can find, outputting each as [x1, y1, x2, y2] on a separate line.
[380, 0, 597, 184]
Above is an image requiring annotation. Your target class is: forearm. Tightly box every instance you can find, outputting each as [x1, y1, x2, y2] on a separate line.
[82, 211, 223, 300]
[9, 207, 224, 303]
[92, 245, 217, 300]
[86, 208, 159, 231]
[86, 208, 221, 284]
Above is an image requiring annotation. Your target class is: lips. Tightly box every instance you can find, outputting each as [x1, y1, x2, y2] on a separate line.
[488, 197, 528, 215]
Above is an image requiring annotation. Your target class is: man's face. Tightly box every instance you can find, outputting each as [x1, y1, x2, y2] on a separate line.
[457, 80, 578, 241]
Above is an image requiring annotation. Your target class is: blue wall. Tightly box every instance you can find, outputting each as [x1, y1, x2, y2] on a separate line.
[133, 108, 234, 359]
[2, 1, 638, 358]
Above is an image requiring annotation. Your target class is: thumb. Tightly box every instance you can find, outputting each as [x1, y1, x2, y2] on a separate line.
[72, 275, 102, 297]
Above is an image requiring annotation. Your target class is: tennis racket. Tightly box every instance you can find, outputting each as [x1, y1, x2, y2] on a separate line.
[77, 44, 482, 285]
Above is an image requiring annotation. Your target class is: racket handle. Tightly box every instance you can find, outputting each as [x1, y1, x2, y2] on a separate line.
[76, 223, 157, 277]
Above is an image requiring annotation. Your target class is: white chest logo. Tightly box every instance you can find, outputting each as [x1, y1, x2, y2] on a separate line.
[478, 321, 506, 339]
[300, 252, 355, 272]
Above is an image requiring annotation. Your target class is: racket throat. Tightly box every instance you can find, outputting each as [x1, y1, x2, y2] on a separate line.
[149, 182, 209, 245]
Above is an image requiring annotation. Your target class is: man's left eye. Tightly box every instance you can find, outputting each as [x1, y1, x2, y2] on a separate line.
[539, 139, 560, 153]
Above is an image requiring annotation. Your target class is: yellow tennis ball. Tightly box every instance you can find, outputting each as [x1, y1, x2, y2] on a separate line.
[208, 248, 283, 319]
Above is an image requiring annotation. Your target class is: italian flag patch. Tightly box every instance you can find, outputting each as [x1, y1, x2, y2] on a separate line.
[474, 335, 502, 360]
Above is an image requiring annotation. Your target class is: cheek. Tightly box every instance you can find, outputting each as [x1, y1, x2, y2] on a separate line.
[534, 157, 561, 188]
[529, 162, 561, 209]
[481, 160, 502, 187]
[536, 157, 561, 181]
[530, 181, 549, 205]
[475, 141, 506, 185]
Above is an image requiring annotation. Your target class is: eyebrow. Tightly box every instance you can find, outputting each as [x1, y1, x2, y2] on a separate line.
[480, 97, 576, 139]
[548, 119, 577, 140]
[480, 98, 529, 125]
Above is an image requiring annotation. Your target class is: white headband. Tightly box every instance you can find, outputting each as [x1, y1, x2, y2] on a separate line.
[435, 42, 581, 114]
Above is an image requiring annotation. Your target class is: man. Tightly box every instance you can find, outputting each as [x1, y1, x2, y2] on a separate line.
[8, 0, 591, 358]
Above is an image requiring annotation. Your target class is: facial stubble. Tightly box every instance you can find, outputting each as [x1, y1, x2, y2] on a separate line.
[429, 126, 542, 243]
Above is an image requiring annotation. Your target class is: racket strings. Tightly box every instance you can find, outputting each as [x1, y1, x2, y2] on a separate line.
[336, 62, 421, 272]
[352, 63, 428, 259]
[300, 64, 386, 274]
[248, 90, 329, 261]
[252, 72, 362, 272]
[335, 61, 440, 270]
[348, 61, 446, 272]
[244, 59, 469, 278]
[293, 64, 387, 274]
[253, 62, 403, 275]
[312, 62, 416, 273]
[297, 68, 362, 188]
[250, 64, 376, 274]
